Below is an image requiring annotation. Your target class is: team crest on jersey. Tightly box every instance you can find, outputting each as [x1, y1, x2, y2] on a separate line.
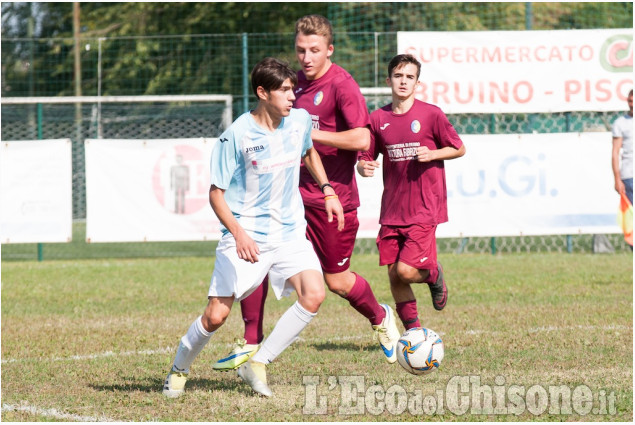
[411, 120, 421, 134]
[313, 91, 324, 106]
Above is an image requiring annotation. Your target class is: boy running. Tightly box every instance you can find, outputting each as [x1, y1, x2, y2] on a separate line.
[162, 57, 344, 398]
[213, 14, 400, 371]
[357, 54, 465, 330]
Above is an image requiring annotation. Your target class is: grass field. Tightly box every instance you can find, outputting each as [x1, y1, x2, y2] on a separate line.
[1, 252, 632, 421]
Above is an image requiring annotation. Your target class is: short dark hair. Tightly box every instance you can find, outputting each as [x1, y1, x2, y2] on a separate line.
[250, 57, 298, 96]
[387, 54, 421, 80]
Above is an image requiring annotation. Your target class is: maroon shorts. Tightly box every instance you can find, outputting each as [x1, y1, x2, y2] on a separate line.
[304, 206, 359, 274]
[376, 224, 437, 270]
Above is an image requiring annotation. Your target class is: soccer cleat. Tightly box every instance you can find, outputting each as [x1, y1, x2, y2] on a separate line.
[212, 339, 260, 371]
[372, 304, 400, 364]
[163, 369, 188, 398]
[237, 360, 272, 397]
[428, 262, 447, 311]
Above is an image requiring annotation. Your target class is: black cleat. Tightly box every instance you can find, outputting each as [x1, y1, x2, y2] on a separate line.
[428, 262, 447, 311]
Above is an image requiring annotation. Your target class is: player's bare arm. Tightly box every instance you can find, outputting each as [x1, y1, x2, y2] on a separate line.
[356, 159, 380, 177]
[302, 147, 345, 231]
[209, 184, 260, 263]
[415, 144, 466, 163]
[612, 136, 625, 195]
[311, 127, 370, 151]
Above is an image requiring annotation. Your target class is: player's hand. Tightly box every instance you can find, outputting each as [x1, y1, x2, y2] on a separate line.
[615, 180, 626, 195]
[234, 230, 260, 263]
[325, 197, 345, 231]
[356, 160, 380, 177]
[415, 146, 435, 162]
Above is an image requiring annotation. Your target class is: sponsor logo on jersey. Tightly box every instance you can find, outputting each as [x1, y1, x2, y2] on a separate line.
[337, 257, 349, 266]
[411, 120, 421, 134]
[220, 137, 228, 143]
[310, 114, 320, 130]
[245, 145, 265, 154]
[386, 142, 419, 162]
[314, 91, 324, 106]
[380, 123, 391, 130]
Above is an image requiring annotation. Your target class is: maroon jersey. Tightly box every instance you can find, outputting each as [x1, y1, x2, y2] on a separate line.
[295, 64, 370, 211]
[361, 99, 463, 226]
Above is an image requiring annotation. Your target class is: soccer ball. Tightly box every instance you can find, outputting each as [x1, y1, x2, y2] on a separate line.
[396, 327, 444, 375]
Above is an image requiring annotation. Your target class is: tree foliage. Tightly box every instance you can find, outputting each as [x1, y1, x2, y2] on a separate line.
[1, 2, 632, 97]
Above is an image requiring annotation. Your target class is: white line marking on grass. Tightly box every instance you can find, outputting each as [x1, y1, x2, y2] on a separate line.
[1, 346, 175, 364]
[2, 403, 115, 422]
[527, 324, 631, 333]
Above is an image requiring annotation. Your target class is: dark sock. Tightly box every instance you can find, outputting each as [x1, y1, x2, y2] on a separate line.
[424, 265, 439, 284]
[345, 272, 386, 326]
[396, 300, 420, 329]
[240, 277, 268, 345]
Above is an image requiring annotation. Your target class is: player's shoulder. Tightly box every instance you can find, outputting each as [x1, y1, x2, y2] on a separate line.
[414, 100, 452, 121]
[288, 108, 311, 123]
[221, 111, 252, 141]
[329, 64, 361, 88]
[370, 104, 393, 119]
[614, 114, 632, 125]
[330, 63, 354, 79]
[414, 99, 444, 113]
[287, 108, 313, 132]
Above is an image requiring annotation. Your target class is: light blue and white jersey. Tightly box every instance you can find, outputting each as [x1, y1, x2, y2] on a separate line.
[210, 108, 313, 243]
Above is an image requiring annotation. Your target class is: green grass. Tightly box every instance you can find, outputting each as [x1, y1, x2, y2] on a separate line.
[1, 253, 632, 421]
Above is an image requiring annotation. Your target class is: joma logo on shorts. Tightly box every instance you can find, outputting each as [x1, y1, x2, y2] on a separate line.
[245, 145, 265, 153]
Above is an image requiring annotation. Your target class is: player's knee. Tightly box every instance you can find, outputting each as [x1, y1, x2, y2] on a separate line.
[324, 272, 355, 297]
[201, 307, 229, 332]
[299, 285, 325, 313]
[326, 281, 348, 297]
[396, 263, 426, 283]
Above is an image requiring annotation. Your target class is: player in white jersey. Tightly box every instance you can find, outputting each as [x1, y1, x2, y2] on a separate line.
[612, 89, 633, 205]
[162, 57, 344, 398]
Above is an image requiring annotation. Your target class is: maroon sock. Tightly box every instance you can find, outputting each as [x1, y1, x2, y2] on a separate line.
[396, 300, 420, 329]
[345, 273, 385, 326]
[424, 266, 439, 284]
[240, 276, 268, 345]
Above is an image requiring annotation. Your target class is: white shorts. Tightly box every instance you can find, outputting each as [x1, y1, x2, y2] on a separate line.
[208, 235, 322, 301]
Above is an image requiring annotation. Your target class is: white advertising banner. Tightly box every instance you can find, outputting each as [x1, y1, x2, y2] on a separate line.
[1, 139, 73, 243]
[85, 138, 221, 242]
[398, 29, 633, 113]
[87, 134, 620, 242]
[357, 132, 621, 238]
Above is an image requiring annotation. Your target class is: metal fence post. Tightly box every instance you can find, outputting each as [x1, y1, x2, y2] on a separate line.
[37, 102, 44, 261]
[97, 37, 104, 138]
[242, 33, 249, 113]
[525, 2, 533, 30]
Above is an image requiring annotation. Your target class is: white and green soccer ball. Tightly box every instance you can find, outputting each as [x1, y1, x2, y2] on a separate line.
[396, 327, 444, 375]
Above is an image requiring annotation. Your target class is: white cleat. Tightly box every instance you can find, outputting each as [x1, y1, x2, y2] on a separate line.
[163, 369, 188, 398]
[372, 304, 401, 364]
[237, 360, 272, 397]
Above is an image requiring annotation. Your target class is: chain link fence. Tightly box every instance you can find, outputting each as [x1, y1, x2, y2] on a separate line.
[2, 2, 632, 259]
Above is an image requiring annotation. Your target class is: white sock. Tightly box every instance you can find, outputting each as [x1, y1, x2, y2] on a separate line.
[251, 301, 316, 364]
[172, 315, 214, 373]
